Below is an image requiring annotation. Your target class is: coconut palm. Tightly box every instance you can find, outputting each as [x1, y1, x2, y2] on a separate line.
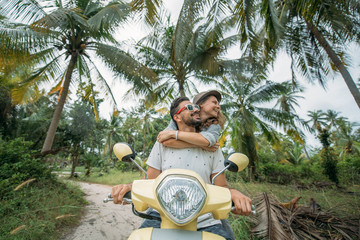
[306, 110, 327, 131]
[332, 119, 360, 158]
[277, 0, 360, 108]
[274, 81, 311, 160]
[220, 74, 291, 180]
[104, 110, 123, 167]
[133, 0, 239, 102]
[0, 0, 159, 155]
[230, 0, 360, 107]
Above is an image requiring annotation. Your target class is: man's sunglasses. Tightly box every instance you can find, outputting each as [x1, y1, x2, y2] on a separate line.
[176, 104, 200, 115]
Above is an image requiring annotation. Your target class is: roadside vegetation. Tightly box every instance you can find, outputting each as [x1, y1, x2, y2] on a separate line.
[0, 138, 86, 240]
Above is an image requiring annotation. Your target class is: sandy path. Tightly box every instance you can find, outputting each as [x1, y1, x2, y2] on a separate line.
[62, 182, 142, 240]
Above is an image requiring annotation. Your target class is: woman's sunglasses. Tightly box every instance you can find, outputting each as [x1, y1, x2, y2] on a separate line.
[176, 104, 200, 115]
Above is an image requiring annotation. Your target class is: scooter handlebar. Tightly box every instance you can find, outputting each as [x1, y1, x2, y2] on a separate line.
[103, 191, 132, 204]
[231, 201, 256, 215]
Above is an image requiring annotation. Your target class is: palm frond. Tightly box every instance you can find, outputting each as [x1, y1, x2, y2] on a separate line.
[130, 0, 163, 25]
[96, 42, 158, 85]
[252, 192, 292, 239]
[88, 1, 130, 33]
[0, 0, 47, 22]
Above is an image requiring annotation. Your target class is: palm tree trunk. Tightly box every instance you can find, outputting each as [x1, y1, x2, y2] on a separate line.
[305, 20, 360, 109]
[41, 54, 78, 155]
[244, 133, 259, 181]
[301, 142, 311, 161]
[179, 81, 185, 97]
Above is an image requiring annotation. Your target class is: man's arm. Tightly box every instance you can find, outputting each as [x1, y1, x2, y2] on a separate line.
[111, 166, 161, 204]
[210, 172, 252, 216]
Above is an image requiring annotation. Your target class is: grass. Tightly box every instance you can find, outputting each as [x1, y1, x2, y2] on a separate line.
[0, 179, 87, 240]
[81, 168, 142, 185]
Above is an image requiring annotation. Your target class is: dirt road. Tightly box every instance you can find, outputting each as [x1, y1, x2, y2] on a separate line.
[62, 182, 142, 240]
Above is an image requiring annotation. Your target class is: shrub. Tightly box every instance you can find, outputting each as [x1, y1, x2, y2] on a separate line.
[0, 137, 53, 199]
[338, 155, 360, 185]
[258, 162, 325, 185]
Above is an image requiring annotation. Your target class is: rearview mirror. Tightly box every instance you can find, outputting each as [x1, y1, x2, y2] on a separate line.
[113, 143, 136, 162]
[224, 152, 249, 172]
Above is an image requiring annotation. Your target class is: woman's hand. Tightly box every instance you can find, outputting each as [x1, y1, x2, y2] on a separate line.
[157, 130, 176, 143]
[200, 141, 220, 152]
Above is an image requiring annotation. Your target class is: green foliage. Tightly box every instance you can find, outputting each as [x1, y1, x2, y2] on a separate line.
[82, 168, 141, 185]
[115, 161, 134, 172]
[337, 155, 360, 185]
[259, 162, 325, 185]
[229, 215, 254, 240]
[318, 128, 339, 184]
[0, 137, 53, 199]
[83, 153, 101, 176]
[0, 180, 86, 240]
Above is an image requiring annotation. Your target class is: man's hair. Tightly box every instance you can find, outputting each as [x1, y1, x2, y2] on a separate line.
[170, 96, 190, 120]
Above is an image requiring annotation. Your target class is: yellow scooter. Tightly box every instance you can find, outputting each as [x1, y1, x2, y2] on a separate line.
[104, 143, 251, 240]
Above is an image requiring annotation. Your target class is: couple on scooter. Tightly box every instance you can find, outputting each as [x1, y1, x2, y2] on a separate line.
[112, 90, 252, 240]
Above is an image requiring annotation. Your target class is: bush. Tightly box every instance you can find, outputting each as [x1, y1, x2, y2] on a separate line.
[0, 137, 53, 199]
[338, 155, 360, 185]
[258, 162, 325, 185]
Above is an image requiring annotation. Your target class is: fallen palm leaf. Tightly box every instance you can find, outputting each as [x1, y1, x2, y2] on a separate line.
[10, 225, 26, 234]
[251, 192, 292, 239]
[14, 178, 36, 191]
[56, 214, 76, 219]
[251, 193, 360, 240]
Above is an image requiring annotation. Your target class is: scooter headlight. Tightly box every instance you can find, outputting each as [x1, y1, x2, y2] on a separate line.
[156, 175, 206, 225]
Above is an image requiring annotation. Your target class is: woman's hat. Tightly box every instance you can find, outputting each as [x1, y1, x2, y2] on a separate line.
[193, 90, 221, 105]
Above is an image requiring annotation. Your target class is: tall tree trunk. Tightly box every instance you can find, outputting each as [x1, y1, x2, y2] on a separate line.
[41, 54, 78, 155]
[179, 81, 185, 97]
[301, 142, 311, 161]
[243, 133, 259, 181]
[305, 20, 360, 109]
[70, 152, 79, 178]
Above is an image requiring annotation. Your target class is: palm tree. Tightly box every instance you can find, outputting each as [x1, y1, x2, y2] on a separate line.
[277, 0, 360, 108]
[274, 81, 304, 112]
[229, 0, 360, 107]
[104, 110, 123, 167]
[220, 74, 291, 180]
[306, 110, 327, 131]
[0, 0, 159, 155]
[134, 0, 239, 101]
[333, 119, 360, 158]
[273, 81, 312, 160]
[324, 109, 349, 130]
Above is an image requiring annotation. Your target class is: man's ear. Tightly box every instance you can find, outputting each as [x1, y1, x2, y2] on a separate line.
[173, 114, 181, 123]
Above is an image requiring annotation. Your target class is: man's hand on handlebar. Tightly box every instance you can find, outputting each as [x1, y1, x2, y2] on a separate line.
[111, 183, 132, 205]
[229, 189, 252, 216]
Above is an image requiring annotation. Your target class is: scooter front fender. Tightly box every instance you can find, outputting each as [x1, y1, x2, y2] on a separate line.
[128, 228, 225, 240]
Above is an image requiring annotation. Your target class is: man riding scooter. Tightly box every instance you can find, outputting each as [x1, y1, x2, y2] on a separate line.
[111, 96, 252, 240]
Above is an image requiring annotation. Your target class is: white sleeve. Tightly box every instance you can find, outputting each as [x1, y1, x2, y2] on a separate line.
[146, 142, 162, 170]
[211, 148, 225, 174]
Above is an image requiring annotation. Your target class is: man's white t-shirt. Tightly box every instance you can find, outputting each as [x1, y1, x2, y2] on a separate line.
[146, 141, 225, 228]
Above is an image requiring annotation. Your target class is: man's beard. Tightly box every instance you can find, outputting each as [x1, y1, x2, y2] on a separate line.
[181, 113, 202, 127]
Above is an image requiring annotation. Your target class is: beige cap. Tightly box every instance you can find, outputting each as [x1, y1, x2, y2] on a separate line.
[193, 90, 221, 105]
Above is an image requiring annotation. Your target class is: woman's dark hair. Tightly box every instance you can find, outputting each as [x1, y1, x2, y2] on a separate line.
[170, 96, 190, 120]
[197, 94, 226, 130]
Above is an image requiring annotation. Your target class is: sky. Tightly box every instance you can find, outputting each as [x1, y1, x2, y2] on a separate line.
[98, 1, 360, 148]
